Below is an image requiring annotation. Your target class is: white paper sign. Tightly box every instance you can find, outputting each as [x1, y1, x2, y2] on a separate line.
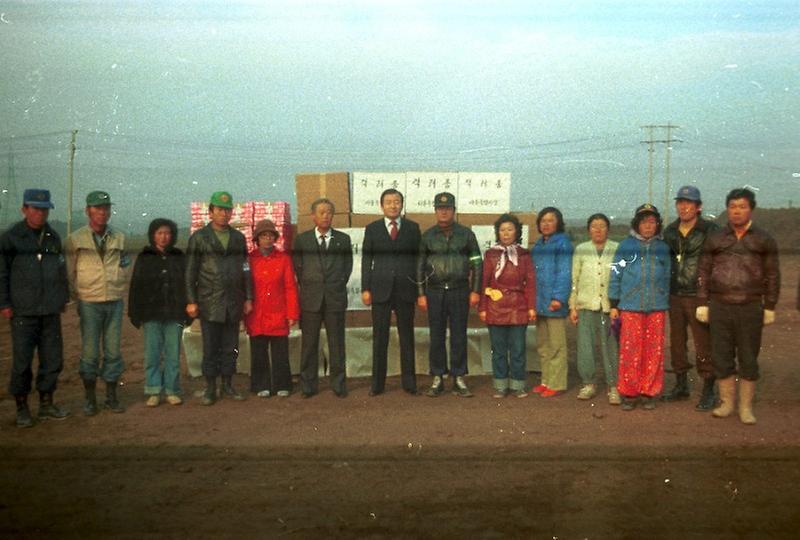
[351, 172, 407, 214]
[457, 172, 511, 213]
[340, 227, 368, 311]
[471, 225, 530, 256]
[404, 171, 458, 213]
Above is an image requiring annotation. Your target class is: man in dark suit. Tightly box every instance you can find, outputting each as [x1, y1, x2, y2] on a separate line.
[292, 198, 353, 398]
[361, 189, 421, 396]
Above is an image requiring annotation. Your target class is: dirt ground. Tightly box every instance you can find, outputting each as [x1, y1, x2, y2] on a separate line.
[1, 256, 798, 538]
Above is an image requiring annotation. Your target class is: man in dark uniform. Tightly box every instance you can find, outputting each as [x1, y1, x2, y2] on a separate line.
[361, 188, 421, 396]
[417, 192, 483, 397]
[0, 189, 70, 427]
[662, 185, 719, 410]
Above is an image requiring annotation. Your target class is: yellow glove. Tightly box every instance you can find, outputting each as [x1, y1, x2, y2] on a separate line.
[695, 306, 709, 323]
[763, 309, 776, 326]
[484, 287, 504, 302]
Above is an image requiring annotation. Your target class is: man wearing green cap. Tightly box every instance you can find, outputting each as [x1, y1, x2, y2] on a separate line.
[185, 191, 253, 405]
[66, 190, 131, 415]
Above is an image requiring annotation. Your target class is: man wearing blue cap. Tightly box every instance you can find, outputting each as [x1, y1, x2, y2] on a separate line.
[0, 189, 70, 427]
[662, 185, 719, 410]
[66, 190, 131, 415]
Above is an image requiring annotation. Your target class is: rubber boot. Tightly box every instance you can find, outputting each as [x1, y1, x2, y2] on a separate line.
[38, 392, 70, 420]
[15, 395, 35, 428]
[712, 376, 736, 418]
[83, 379, 98, 417]
[738, 379, 757, 425]
[104, 381, 126, 413]
[201, 376, 217, 406]
[661, 372, 690, 402]
[695, 377, 717, 411]
[221, 375, 246, 401]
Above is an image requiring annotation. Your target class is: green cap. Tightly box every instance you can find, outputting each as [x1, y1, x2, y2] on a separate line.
[433, 192, 456, 208]
[209, 191, 234, 209]
[86, 191, 113, 207]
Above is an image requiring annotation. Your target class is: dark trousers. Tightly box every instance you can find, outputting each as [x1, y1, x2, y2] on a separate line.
[249, 335, 292, 394]
[200, 317, 240, 378]
[426, 286, 470, 377]
[8, 314, 63, 396]
[710, 300, 763, 381]
[371, 294, 417, 393]
[300, 307, 346, 395]
[668, 295, 713, 378]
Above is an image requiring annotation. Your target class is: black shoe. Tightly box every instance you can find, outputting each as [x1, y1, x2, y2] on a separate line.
[404, 388, 419, 396]
[334, 389, 348, 398]
[220, 376, 246, 401]
[695, 377, 717, 411]
[15, 395, 35, 428]
[368, 389, 383, 397]
[452, 376, 474, 398]
[201, 377, 217, 406]
[104, 382, 126, 413]
[82, 379, 98, 417]
[621, 396, 638, 411]
[37, 392, 70, 420]
[642, 396, 657, 410]
[661, 373, 690, 402]
[301, 391, 315, 399]
[426, 376, 444, 397]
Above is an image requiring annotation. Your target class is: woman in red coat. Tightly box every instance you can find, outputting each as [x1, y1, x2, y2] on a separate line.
[479, 214, 537, 398]
[246, 220, 300, 397]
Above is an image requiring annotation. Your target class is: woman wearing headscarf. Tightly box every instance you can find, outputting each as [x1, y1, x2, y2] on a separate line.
[609, 204, 671, 411]
[128, 218, 188, 406]
[531, 207, 573, 397]
[479, 214, 537, 398]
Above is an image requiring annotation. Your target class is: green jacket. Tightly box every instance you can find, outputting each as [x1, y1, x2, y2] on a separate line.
[185, 224, 252, 323]
[417, 223, 483, 295]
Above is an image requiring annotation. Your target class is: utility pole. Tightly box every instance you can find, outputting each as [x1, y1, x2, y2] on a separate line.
[66, 129, 77, 236]
[640, 124, 681, 221]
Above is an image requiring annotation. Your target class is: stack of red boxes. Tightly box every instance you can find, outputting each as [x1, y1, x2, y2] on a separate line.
[190, 201, 291, 252]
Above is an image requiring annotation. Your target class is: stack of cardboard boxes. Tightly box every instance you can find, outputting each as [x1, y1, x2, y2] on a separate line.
[191, 200, 292, 251]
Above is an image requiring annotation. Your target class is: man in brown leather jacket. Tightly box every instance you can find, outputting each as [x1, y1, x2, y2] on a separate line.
[696, 188, 780, 425]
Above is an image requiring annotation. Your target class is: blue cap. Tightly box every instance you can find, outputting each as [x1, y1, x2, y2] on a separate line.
[23, 189, 54, 209]
[674, 185, 701, 202]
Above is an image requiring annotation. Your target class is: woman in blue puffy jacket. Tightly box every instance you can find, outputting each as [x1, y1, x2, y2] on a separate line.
[530, 207, 573, 397]
[608, 204, 671, 411]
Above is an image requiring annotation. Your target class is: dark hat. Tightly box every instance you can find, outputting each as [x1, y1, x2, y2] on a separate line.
[86, 190, 113, 207]
[253, 219, 279, 239]
[433, 192, 456, 208]
[635, 203, 660, 217]
[23, 188, 54, 209]
[674, 185, 701, 202]
[209, 191, 234, 209]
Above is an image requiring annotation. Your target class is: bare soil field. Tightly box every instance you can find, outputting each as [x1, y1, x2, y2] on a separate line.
[1, 255, 798, 538]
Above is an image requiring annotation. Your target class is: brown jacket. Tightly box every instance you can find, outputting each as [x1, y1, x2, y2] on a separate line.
[478, 245, 536, 325]
[697, 223, 780, 309]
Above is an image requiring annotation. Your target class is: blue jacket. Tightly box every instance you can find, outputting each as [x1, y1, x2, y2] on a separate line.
[531, 232, 573, 317]
[609, 233, 671, 312]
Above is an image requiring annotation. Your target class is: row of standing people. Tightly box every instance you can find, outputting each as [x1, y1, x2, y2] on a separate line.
[0, 185, 782, 428]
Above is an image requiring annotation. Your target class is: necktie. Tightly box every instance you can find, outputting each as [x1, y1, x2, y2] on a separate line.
[389, 220, 398, 241]
[320, 235, 327, 251]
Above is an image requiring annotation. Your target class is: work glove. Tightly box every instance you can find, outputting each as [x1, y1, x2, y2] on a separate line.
[763, 309, 776, 326]
[695, 306, 709, 323]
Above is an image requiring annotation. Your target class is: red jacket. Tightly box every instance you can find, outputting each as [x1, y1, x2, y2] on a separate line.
[245, 248, 300, 336]
[479, 245, 536, 325]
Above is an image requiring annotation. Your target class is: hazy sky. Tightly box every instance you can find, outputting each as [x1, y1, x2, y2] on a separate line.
[1, 0, 798, 230]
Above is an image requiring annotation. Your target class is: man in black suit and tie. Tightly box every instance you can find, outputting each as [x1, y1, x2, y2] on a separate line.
[361, 189, 421, 396]
[292, 198, 353, 398]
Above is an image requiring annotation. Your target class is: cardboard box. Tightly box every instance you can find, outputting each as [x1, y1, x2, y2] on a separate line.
[405, 213, 439, 232]
[351, 172, 406, 214]
[456, 213, 498, 227]
[349, 214, 383, 228]
[295, 172, 351, 215]
[296, 213, 351, 235]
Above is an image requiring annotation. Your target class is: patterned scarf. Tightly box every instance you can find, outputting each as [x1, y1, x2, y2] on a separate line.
[490, 243, 519, 279]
